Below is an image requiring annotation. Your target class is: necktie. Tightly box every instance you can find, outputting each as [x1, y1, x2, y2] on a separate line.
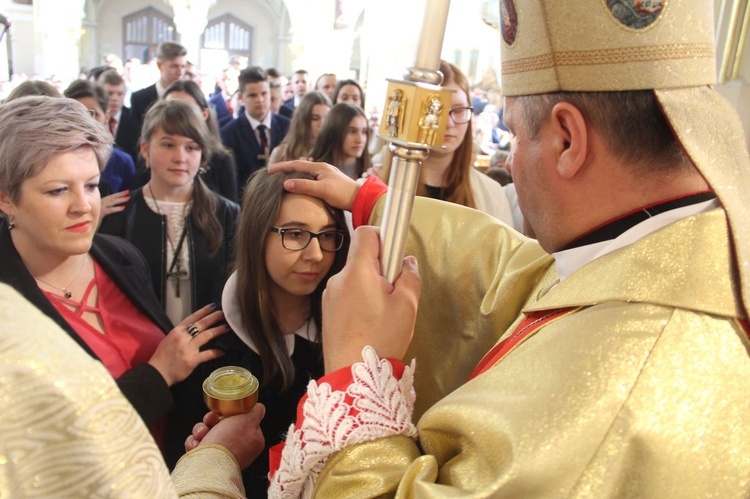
[257, 124, 269, 152]
[109, 117, 117, 135]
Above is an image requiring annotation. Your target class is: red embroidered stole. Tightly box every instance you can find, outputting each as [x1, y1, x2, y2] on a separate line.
[469, 307, 578, 380]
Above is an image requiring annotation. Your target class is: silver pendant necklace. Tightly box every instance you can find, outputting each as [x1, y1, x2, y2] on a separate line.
[34, 255, 89, 299]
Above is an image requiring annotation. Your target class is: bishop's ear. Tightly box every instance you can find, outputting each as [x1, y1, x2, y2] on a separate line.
[550, 102, 588, 180]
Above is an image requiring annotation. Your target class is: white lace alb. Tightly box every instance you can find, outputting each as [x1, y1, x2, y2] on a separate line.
[269, 346, 417, 498]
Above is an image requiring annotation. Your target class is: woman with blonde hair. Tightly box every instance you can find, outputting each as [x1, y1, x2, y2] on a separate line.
[378, 60, 513, 223]
[0, 96, 228, 429]
[269, 91, 332, 164]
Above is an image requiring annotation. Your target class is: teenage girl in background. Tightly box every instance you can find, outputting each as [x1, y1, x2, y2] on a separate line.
[163, 79, 239, 203]
[99, 99, 240, 325]
[378, 60, 513, 224]
[311, 102, 371, 180]
[269, 91, 332, 164]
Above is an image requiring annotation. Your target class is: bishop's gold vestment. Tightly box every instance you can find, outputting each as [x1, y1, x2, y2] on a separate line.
[311, 199, 750, 497]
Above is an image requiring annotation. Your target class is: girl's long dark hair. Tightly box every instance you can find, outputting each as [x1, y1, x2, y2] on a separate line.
[311, 102, 371, 179]
[234, 169, 350, 390]
[277, 91, 332, 161]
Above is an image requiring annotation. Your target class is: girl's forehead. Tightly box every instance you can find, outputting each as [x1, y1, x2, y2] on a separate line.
[349, 115, 367, 125]
[152, 127, 194, 142]
[277, 194, 335, 224]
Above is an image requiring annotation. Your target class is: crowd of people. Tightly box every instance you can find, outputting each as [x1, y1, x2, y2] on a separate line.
[3, 41, 520, 227]
[1, 0, 749, 496]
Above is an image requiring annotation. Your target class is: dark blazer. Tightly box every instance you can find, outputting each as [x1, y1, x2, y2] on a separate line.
[99, 187, 240, 312]
[279, 96, 295, 119]
[202, 151, 239, 203]
[0, 222, 175, 425]
[130, 83, 159, 124]
[114, 106, 142, 164]
[208, 92, 233, 128]
[220, 113, 290, 194]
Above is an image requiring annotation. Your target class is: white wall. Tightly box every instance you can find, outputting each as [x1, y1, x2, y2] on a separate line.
[0, 0, 35, 78]
[85, 0, 174, 69]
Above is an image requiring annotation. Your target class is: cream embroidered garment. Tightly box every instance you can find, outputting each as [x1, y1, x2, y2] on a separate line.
[0, 283, 245, 498]
[0, 283, 177, 497]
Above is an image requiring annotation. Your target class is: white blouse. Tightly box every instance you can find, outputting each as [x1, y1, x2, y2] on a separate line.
[144, 195, 192, 325]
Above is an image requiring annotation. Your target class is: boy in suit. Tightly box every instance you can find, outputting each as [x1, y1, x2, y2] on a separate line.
[130, 41, 187, 124]
[220, 66, 290, 196]
[98, 68, 140, 165]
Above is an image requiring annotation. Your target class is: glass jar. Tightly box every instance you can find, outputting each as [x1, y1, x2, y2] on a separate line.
[202, 366, 259, 417]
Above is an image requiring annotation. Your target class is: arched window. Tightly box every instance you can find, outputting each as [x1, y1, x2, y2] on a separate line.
[122, 7, 177, 62]
[201, 14, 252, 63]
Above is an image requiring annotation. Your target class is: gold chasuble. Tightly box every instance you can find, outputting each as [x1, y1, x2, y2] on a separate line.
[311, 200, 750, 497]
[269, 0, 750, 496]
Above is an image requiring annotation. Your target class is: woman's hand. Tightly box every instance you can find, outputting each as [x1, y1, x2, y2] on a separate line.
[148, 304, 229, 386]
[268, 160, 359, 211]
[184, 405, 266, 470]
[97, 190, 130, 227]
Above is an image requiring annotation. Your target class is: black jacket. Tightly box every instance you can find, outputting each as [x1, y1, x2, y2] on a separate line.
[279, 96, 295, 119]
[202, 151, 239, 203]
[130, 83, 158, 125]
[114, 106, 142, 165]
[99, 187, 240, 312]
[0, 222, 175, 424]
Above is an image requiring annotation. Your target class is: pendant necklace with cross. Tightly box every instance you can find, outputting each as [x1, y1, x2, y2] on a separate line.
[148, 184, 191, 298]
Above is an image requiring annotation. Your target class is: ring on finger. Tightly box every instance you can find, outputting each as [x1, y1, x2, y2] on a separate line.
[187, 323, 200, 337]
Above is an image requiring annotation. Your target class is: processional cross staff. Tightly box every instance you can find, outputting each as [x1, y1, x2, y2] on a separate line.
[377, 0, 455, 282]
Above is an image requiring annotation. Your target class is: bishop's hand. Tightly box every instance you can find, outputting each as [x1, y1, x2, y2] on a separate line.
[322, 226, 421, 374]
[268, 160, 359, 212]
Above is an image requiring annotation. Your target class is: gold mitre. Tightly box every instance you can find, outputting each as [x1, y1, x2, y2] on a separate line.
[499, 0, 750, 319]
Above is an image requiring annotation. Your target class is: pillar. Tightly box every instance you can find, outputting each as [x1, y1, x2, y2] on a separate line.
[33, 0, 86, 82]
